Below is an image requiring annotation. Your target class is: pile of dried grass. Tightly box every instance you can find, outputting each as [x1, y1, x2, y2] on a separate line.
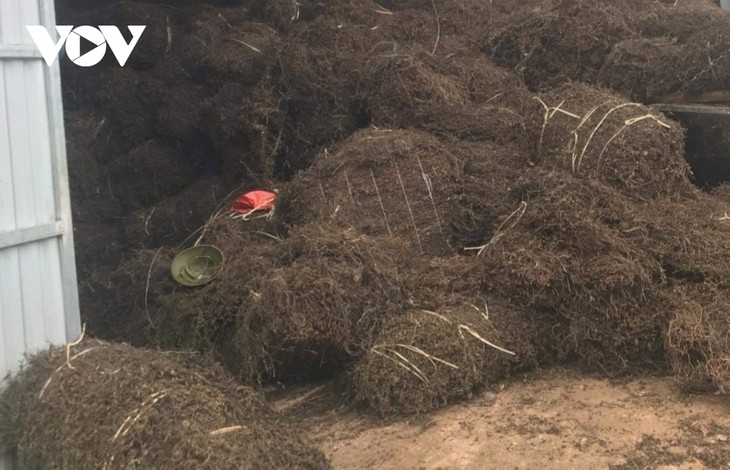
[155, 68, 209, 142]
[365, 48, 532, 145]
[76, 185, 254, 345]
[349, 293, 556, 415]
[275, 42, 364, 174]
[102, 140, 199, 213]
[248, 0, 331, 30]
[278, 129, 529, 257]
[93, 67, 172, 145]
[350, 303, 513, 415]
[365, 48, 470, 129]
[479, 169, 669, 372]
[600, 4, 730, 99]
[0, 340, 330, 469]
[278, 128, 461, 256]
[666, 283, 730, 393]
[641, 195, 730, 285]
[54, 0, 522, 342]
[398, 255, 485, 308]
[598, 38, 691, 102]
[64, 110, 125, 223]
[486, 0, 641, 90]
[52, 0, 730, 422]
[448, 141, 529, 247]
[200, 83, 286, 180]
[263, 2, 409, 173]
[122, 176, 232, 249]
[529, 82, 692, 200]
[640, 3, 727, 40]
[261, 0, 498, 175]
[91, 56, 209, 147]
[470, 147, 729, 377]
[711, 184, 730, 202]
[149, 215, 283, 355]
[153, 220, 409, 384]
[227, 224, 410, 383]
[73, 222, 126, 275]
[79, 247, 178, 346]
[372, 0, 555, 51]
[180, 6, 281, 86]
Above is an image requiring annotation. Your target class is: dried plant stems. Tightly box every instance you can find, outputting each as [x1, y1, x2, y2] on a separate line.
[458, 325, 515, 356]
[417, 156, 447, 246]
[371, 169, 393, 237]
[465, 201, 528, 256]
[394, 160, 424, 254]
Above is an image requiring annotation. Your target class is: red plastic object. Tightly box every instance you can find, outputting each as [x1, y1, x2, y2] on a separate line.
[231, 190, 277, 215]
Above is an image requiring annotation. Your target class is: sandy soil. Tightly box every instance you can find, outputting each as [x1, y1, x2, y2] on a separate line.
[272, 369, 730, 470]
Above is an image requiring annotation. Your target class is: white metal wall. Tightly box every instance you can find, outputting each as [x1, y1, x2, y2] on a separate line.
[0, 0, 80, 468]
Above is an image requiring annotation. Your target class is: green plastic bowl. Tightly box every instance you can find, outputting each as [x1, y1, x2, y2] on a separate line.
[170, 245, 225, 287]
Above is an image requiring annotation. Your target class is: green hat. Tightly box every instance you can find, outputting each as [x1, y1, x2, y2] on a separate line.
[171, 245, 225, 287]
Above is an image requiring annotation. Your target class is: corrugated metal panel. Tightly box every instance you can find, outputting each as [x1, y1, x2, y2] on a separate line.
[0, 0, 80, 468]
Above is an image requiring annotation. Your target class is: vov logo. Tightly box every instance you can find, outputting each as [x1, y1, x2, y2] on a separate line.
[26, 25, 146, 67]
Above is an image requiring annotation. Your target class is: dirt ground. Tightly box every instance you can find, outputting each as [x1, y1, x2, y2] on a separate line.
[273, 369, 730, 470]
